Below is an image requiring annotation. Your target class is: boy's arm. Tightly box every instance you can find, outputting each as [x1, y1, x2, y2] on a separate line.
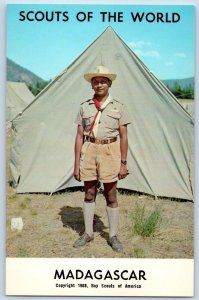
[74, 125, 84, 181]
[118, 125, 128, 180]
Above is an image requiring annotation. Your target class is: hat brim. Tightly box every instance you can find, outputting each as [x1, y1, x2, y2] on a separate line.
[84, 73, 117, 82]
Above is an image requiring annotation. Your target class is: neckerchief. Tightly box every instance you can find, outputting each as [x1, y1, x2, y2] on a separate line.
[89, 94, 111, 137]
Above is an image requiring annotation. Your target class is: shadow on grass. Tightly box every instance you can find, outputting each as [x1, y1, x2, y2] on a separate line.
[58, 206, 107, 237]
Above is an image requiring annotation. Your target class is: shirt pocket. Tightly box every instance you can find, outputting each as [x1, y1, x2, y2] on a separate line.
[82, 112, 95, 133]
[104, 111, 120, 129]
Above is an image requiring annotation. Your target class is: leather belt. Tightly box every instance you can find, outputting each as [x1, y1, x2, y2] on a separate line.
[85, 136, 117, 145]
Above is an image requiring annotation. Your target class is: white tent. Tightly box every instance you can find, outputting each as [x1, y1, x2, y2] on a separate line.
[177, 99, 194, 117]
[10, 27, 194, 200]
[6, 81, 35, 125]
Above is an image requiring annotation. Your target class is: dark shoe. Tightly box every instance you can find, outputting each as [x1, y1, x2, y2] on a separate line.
[73, 233, 94, 248]
[108, 236, 123, 253]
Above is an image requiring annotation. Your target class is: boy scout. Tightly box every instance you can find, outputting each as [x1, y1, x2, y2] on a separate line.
[73, 66, 131, 252]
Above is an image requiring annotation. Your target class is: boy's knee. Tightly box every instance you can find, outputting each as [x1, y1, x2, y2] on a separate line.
[104, 190, 117, 204]
[85, 190, 96, 203]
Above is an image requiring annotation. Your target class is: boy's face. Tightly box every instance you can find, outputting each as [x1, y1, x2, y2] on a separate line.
[91, 76, 112, 98]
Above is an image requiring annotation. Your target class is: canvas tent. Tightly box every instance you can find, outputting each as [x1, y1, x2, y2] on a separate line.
[6, 81, 35, 126]
[10, 27, 194, 200]
[178, 99, 194, 117]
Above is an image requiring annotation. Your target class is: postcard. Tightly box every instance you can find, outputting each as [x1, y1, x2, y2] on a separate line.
[5, 1, 195, 297]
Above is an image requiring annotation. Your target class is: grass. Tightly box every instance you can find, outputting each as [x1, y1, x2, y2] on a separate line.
[132, 247, 145, 258]
[24, 197, 32, 203]
[19, 202, 27, 209]
[8, 193, 18, 200]
[18, 242, 28, 257]
[31, 209, 38, 216]
[6, 185, 193, 258]
[132, 203, 162, 237]
[19, 197, 32, 210]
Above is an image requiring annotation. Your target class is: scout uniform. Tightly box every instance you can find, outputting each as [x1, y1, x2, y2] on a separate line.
[73, 66, 131, 252]
[75, 94, 131, 182]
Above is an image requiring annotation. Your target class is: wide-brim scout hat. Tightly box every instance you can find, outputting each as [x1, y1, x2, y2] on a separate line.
[84, 65, 117, 82]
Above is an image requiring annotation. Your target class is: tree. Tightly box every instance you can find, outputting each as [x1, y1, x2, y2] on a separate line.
[28, 80, 50, 96]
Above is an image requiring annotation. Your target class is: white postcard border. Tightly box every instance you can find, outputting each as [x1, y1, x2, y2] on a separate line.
[1, 0, 199, 299]
[6, 258, 194, 296]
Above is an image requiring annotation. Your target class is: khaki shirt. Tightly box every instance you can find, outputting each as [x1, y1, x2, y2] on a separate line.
[75, 96, 131, 139]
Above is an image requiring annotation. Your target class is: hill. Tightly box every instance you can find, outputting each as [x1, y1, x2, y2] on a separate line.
[7, 58, 45, 87]
[162, 77, 194, 90]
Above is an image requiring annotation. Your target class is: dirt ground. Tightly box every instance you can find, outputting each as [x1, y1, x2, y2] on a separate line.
[6, 186, 194, 259]
[6, 130, 194, 259]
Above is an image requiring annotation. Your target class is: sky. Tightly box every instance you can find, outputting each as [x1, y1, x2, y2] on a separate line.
[6, 4, 195, 81]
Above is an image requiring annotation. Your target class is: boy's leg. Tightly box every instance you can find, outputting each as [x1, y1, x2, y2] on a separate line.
[104, 182, 123, 252]
[73, 180, 97, 248]
[83, 180, 97, 236]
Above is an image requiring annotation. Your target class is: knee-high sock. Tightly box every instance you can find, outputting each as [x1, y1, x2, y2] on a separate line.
[106, 206, 119, 238]
[83, 201, 96, 237]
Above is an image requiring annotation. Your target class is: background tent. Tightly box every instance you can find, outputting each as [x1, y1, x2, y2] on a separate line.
[10, 27, 194, 200]
[6, 81, 35, 126]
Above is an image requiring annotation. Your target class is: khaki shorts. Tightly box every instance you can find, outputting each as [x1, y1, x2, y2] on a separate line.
[80, 139, 121, 183]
